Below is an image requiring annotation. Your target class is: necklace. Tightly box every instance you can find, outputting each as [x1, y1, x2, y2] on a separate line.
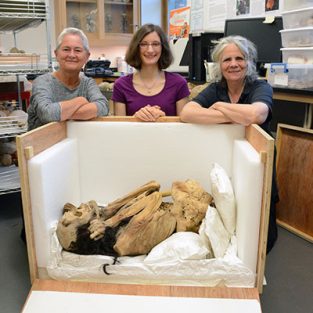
[228, 84, 245, 103]
[138, 72, 161, 94]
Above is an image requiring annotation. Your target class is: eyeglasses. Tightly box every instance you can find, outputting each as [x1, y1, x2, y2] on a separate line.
[139, 41, 162, 49]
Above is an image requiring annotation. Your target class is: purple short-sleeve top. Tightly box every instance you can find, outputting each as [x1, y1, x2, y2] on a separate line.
[112, 71, 190, 116]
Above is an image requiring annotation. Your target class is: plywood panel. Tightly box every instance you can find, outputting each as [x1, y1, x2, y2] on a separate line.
[276, 124, 313, 241]
[30, 279, 260, 300]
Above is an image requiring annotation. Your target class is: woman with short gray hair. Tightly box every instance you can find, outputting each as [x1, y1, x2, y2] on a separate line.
[28, 27, 108, 130]
[56, 27, 90, 52]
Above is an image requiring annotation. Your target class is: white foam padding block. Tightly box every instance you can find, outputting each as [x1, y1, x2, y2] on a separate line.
[232, 139, 264, 272]
[23, 291, 262, 313]
[67, 121, 245, 204]
[28, 138, 80, 267]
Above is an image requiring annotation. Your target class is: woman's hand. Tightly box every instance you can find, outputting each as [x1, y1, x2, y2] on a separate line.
[60, 96, 89, 121]
[134, 105, 165, 122]
[211, 101, 269, 126]
[71, 102, 98, 120]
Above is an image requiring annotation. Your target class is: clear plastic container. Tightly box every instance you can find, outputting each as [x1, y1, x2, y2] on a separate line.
[280, 27, 313, 47]
[283, 0, 313, 11]
[282, 7, 313, 29]
[265, 63, 313, 89]
[281, 47, 313, 64]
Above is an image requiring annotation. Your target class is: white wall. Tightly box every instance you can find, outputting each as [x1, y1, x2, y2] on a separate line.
[0, 22, 51, 54]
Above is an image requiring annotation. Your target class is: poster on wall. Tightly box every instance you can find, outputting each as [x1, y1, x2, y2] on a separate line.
[190, 0, 282, 33]
[230, 0, 281, 18]
[169, 6, 191, 40]
[203, 0, 227, 32]
[236, 0, 250, 16]
[190, 0, 203, 34]
[265, 0, 279, 11]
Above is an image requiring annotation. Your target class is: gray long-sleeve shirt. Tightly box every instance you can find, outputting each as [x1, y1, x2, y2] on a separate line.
[27, 72, 109, 130]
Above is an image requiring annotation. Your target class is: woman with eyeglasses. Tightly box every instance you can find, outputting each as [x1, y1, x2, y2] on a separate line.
[112, 23, 190, 121]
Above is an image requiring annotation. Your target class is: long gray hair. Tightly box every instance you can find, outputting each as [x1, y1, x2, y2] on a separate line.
[210, 35, 258, 83]
[56, 27, 90, 52]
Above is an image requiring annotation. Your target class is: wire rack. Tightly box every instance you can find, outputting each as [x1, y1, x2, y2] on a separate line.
[0, 164, 20, 195]
[0, 115, 27, 138]
[0, 1, 47, 33]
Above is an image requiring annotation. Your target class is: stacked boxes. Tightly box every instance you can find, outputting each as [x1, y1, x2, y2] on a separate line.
[266, 1, 313, 89]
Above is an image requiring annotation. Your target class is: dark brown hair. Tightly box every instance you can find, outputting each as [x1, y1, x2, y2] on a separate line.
[125, 24, 173, 70]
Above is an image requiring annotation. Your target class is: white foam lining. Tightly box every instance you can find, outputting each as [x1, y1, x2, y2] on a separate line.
[27, 122, 264, 286]
[66, 122, 244, 203]
[232, 140, 264, 271]
[28, 138, 80, 267]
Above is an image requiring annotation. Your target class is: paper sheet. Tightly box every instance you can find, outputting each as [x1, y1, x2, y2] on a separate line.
[23, 291, 262, 313]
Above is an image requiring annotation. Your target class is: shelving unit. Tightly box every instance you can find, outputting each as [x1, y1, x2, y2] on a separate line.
[0, 0, 52, 195]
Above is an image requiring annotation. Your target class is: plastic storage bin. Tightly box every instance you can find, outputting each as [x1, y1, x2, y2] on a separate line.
[282, 7, 313, 29]
[281, 47, 313, 64]
[280, 27, 313, 47]
[283, 0, 313, 11]
[265, 63, 313, 89]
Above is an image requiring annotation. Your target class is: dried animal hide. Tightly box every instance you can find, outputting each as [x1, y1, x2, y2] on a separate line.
[66, 223, 120, 257]
[171, 179, 213, 232]
[103, 180, 160, 220]
[56, 180, 211, 257]
[89, 186, 162, 240]
[114, 200, 177, 256]
[57, 183, 167, 256]
[56, 200, 103, 250]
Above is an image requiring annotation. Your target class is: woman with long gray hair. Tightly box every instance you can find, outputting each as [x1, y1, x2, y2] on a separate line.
[181, 35, 278, 253]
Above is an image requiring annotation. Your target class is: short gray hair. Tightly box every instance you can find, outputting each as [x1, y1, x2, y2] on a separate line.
[56, 27, 90, 52]
[211, 35, 258, 83]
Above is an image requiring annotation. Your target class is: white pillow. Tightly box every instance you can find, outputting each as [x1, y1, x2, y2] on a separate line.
[202, 205, 231, 258]
[210, 162, 236, 235]
[144, 232, 209, 263]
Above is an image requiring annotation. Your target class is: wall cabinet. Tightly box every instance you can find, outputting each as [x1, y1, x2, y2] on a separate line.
[54, 0, 140, 47]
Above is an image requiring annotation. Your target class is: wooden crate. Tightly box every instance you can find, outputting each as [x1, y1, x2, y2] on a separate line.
[16, 117, 274, 294]
[276, 123, 313, 242]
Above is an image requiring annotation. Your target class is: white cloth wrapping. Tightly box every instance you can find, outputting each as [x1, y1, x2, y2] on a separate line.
[200, 205, 231, 258]
[210, 162, 236, 235]
[47, 224, 255, 287]
[144, 232, 210, 263]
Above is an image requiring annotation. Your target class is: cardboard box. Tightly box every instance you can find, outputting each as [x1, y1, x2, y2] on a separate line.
[16, 118, 274, 294]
